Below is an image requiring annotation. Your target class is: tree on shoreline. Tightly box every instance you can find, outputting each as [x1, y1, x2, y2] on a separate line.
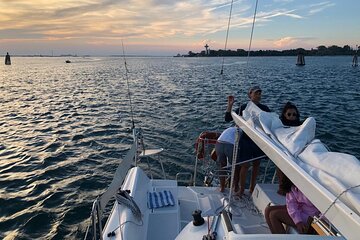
[181, 45, 359, 57]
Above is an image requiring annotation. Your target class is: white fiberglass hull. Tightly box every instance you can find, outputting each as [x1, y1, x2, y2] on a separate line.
[101, 166, 345, 240]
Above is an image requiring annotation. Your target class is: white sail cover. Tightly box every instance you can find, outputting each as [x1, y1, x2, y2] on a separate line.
[250, 104, 360, 215]
[234, 102, 360, 238]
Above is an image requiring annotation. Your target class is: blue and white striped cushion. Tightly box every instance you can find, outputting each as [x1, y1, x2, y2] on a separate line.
[147, 190, 175, 209]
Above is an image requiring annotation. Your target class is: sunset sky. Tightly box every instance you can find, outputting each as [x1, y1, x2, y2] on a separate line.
[0, 0, 359, 56]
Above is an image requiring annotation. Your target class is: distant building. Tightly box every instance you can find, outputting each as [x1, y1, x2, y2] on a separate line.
[204, 44, 210, 55]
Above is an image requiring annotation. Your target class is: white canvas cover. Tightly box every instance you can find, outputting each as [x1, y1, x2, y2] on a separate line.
[244, 101, 360, 215]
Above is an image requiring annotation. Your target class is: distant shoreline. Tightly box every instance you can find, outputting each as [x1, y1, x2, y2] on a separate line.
[3, 44, 359, 58]
[2, 54, 357, 58]
[177, 45, 359, 57]
[2, 55, 173, 58]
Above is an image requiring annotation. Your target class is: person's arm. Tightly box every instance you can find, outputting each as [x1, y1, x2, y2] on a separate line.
[239, 104, 246, 116]
[225, 96, 235, 122]
[258, 103, 271, 113]
[225, 111, 233, 122]
[225, 108, 241, 122]
[286, 187, 308, 233]
[265, 105, 271, 112]
[286, 188, 303, 226]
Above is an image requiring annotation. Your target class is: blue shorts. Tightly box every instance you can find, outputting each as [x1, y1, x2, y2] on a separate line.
[215, 141, 234, 167]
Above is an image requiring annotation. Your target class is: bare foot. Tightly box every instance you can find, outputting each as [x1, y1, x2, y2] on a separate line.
[232, 189, 243, 197]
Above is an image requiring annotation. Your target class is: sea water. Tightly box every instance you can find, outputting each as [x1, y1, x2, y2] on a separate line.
[0, 56, 359, 239]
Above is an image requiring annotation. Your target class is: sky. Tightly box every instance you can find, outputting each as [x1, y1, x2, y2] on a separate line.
[0, 0, 359, 56]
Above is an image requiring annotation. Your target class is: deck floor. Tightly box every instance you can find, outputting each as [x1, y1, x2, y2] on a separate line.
[177, 185, 283, 235]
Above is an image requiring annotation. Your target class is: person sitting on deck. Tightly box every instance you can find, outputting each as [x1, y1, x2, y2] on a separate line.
[277, 102, 302, 195]
[225, 85, 271, 196]
[265, 175, 320, 234]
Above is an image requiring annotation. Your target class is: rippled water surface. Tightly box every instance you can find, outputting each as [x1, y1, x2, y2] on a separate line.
[1, 56, 359, 239]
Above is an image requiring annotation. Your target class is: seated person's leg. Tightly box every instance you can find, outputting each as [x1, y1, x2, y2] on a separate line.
[250, 160, 260, 193]
[239, 162, 249, 195]
[248, 141, 265, 193]
[265, 205, 295, 234]
[215, 142, 227, 192]
[236, 137, 251, 195]
[265, 205, 275, 232]
[224, 142, 235, 190]
[233, 165, 241, 192]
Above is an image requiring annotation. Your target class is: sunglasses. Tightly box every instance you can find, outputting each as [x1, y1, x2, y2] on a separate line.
[286, 112, 297, 117]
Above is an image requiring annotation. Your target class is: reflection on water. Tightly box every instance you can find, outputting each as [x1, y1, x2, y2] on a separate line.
[0, 56, 359, 239]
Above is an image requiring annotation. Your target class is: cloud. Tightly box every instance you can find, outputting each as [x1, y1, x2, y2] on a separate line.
[273, 37, 297, 48]
[0, 0, 278, 43]
[0, 0, 347, 55]
[199, 39, 218, 48]
[273, 36, 315, 49]
[273, 0, 294, 2]
[258, 9, 303, 19]
[0, 1, 226, 40]
[308, 1, 335, 15]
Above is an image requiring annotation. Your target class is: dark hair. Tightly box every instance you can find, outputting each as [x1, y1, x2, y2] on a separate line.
[279, 174, 294, 193]
[280, 101, 301, 126]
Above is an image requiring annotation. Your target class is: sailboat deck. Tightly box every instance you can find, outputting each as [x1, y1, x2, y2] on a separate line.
[178, 184, 284, 235]
[100, 166, 346, 239]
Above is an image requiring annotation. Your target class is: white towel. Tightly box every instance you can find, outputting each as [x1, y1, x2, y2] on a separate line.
[147, 190, 175, 209]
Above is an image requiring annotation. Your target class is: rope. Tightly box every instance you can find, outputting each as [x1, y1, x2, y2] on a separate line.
[106, 190, 144, 238]
[221, 154, 266, 168]
[316, 184, 360, 221]
[228, 127, 241, 202]
[246, 0, 259, 69]
[122, 40, 135, 129]
[231, 0, 259, 103]
[220, 0, 234, 75]
[115, 190, 142, 222]
[107, 219, 144, 239]
[232, 194, 262, 216]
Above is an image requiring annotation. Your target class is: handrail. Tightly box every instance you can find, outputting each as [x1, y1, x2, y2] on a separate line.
[98, 143, 137, 215]
[193, 131, 221, 186]
[84, 132, 138, 240]
[84, 127, 167, 239]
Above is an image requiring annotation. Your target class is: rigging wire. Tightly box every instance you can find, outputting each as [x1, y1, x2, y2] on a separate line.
[236, 0, 259, 109]
[122, 40, 135, 129]
[246, 0, 259, 69]
[220, 0, 234, 75]
[222, 0, 260, 206]
[317, 184, 360, 221]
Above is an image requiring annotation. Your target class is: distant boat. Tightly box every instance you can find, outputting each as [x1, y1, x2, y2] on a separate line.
[65, 60, 71, 63]
[352, 53, 358, 67]
[296, 53, 305, 66]
[5, 52, 11, 65]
